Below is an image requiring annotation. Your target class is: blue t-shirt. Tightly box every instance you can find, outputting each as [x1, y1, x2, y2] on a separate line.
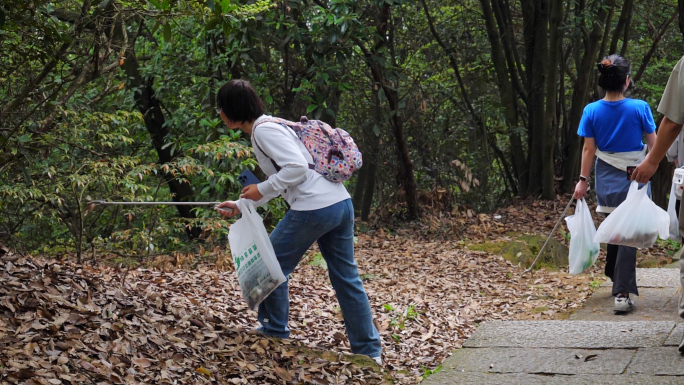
[577, 98, 656, 152]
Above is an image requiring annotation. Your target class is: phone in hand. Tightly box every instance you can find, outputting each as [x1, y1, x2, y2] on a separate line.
[215, 206, 234, 215]
[626, 166, 636, 180]
[238, 169, 261, 187]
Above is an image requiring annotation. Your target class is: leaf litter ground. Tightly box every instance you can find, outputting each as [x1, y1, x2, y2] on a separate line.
[0, 194, 676, 384]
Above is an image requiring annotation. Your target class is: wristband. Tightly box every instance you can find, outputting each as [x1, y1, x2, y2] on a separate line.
[579, 175, 587, 182]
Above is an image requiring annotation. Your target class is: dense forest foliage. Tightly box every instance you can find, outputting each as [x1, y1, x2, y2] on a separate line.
[1, 0, 683, 260]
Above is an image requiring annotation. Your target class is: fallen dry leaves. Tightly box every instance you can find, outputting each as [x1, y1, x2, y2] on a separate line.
[2, 193, 672, 384]
[0, 254, 385, 384]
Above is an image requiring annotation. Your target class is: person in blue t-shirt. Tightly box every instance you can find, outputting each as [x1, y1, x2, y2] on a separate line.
[573, 54, 657, 313]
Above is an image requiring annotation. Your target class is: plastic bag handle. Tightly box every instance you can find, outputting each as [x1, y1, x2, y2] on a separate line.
[628, 180, 639, 195]
[627, 180, 649, 199]
[235, 198, 254, 217]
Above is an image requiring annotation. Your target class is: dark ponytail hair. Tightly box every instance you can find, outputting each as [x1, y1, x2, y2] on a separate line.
[216, 79, 264, 123]
[597, 54, 632, 92]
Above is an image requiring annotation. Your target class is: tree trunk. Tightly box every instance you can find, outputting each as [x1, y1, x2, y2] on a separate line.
[599, 4, 615, 58]
[542, 0, 562, 199]
[121, 23, 199, 234]
[355, 3, 417, 218]
[352, 164, 368, 215]
[562, 1, 613, 193]
[358, 86, 383, 220]
[361, 160, 377, 221]
[633, 13, 677, 82]
[619, 1, 633, 56]
[610, 0, 633, 54]
[680, 0, 684, 35]
[480, 0, 522, 195]
[522, 0, 549, 196]
[422, 0, 517, 196]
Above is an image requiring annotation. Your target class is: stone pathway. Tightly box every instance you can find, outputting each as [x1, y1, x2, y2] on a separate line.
[422, 268, 684, 384]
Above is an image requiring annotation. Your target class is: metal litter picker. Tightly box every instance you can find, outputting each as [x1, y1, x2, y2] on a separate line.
[86, 200, 233, 214]
[521, 197, 574, 277]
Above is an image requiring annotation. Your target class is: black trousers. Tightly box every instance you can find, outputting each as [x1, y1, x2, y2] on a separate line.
[604, 244, 638, 296]
[602, 212, 639, 296]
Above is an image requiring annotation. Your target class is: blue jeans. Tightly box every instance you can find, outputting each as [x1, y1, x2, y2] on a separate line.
[257, 199, 382, 358]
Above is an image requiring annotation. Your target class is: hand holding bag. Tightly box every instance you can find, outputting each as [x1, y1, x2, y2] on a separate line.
[565, 198, 600, 274]
[228, 199, 286, 310]
[594, 181, 670, 248]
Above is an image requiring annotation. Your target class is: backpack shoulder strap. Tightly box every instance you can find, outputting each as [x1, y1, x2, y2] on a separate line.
[252, 120, 284, 172]
[252, 118, 314, 172]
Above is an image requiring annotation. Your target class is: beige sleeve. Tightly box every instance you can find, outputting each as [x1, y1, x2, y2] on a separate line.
[658, 56, 684, 125]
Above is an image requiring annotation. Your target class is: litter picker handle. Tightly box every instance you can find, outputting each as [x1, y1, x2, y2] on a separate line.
[521, 197, 575, 277]
[86, 200, 233, 214]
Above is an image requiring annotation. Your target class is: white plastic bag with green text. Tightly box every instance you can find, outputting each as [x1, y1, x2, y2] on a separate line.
[228, 199, 286, 310]
[565, 198, 600, 275]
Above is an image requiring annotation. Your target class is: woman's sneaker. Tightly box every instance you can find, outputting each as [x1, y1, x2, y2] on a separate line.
[614, 294, 634, 313]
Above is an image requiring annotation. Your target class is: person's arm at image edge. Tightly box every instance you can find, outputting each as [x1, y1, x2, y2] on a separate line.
[632, 117, 683, 183]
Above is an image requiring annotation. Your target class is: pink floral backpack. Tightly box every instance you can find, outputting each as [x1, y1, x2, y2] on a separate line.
[253, 116, 362, 183]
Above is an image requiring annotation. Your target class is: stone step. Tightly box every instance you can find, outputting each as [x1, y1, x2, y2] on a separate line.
[421, 321, 683, 385]
[420, 268, 684, 384]
[600, 268, 680, 288]
[422, 372, 684, 385]
[463, 320, 675, 349]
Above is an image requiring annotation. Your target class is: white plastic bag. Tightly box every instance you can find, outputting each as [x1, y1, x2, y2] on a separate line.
[667, 183, 680, 241]
[594, 181, 670, 248]
[228, 199, 286, 310]
[565, 198, 600, 275]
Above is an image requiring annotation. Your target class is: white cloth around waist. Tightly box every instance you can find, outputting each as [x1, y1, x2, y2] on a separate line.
[594, 147, 646, 172]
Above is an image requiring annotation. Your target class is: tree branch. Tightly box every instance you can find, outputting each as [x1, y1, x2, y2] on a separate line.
[633, 12, 676, 82]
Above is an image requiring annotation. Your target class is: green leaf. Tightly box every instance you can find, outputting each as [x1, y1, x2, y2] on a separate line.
[150, 21, 161, 34]
[17, 134, 32, 144]
[206, 0, 215, 11]
[377, 88, 386, 102]
[221, 0, 236, 13]
[306, 104, 318, 114]
[163, 23, 172, 42]
[265, 95, 273, 104]
[148, 0, 162, 9]
[205, 17, 220, 31]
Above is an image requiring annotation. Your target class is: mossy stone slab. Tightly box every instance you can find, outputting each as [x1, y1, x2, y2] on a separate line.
[469, 234, 568, 270]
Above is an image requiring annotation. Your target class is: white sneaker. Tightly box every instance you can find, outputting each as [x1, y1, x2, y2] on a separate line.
[372, 356, 382, 365]
[614, 295, 634, 313]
